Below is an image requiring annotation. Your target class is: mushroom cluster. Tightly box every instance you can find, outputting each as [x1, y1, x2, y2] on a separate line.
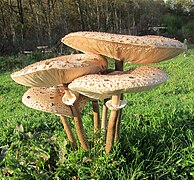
[11, 31, 185, 153]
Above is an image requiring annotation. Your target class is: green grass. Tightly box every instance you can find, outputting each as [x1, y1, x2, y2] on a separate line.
[0, 49, 194, 179]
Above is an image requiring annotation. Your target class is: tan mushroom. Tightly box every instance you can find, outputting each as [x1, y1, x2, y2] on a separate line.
[62, 31, 185, 138]
[61, 31, 185, 65]
[68, 66, 168, 153]
[22, 87, 89, 151]
[11, 53, 108, 150]
[11, 53, 107, 87]
[22, 85, 89, 150]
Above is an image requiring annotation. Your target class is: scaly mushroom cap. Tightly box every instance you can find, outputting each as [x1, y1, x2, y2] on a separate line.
[22, 86, 88, 117]
[68, 66, 168, 99]
[62, 31, 185, 64]
[11, 53, 107, 87]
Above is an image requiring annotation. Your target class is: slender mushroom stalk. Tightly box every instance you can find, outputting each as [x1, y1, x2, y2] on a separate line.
[101, 99, 108, 136]
[114, 93, 123, 143]
[70, 103, 88, 150]
[115, 60, 123, 71]
[100, 70, 114, 137]
[114, 60, 124, 143]
[60, 115, 78, 150]
[62, 86, 88, 150]
[92, 100, 100, 132]
[105, 93, 121, 153]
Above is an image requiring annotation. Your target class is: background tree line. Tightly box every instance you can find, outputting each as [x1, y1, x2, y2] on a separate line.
[0, 0, 193, 55]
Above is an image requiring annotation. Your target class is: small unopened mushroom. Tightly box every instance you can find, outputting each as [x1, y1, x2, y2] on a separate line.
[11, 53, 107, 87]
[68, 66, 168, 153]
[22, 85, 89, 150]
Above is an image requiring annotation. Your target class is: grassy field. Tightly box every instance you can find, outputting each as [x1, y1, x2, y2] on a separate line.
[0, 49, 194, 179]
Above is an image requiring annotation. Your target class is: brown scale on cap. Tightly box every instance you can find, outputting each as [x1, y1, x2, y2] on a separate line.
[62, 31, 185, 64]
[22, 85, 88, 116]
[68, 66, 168, 100]
[11, 53, 107, 87]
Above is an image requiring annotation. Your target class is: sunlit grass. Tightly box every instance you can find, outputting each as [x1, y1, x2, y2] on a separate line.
[0, 49, 193, 179]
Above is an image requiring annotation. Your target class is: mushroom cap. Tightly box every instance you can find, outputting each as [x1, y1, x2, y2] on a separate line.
[22, 86, 88, 117]
[11, 53, 107, 87]
[68, 66, 168, 99]
[62, 31, 185, 64]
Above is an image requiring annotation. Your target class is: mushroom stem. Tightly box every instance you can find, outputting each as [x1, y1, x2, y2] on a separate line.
[115, 60, 123, 71]
[70, 103, 88, 150]
[60, 115, 78, 150]
[63, 86, 88, 150]
[114, 94, 123, 143]
[101, 99, 108, 136]
[92, 100, 100, 132]
[114, 60, 124, 144]
[105, 93, 121, 154]
[62, 88, 78, 105]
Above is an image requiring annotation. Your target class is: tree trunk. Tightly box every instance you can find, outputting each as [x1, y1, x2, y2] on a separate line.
[75, 0, 85, 30]
[61, 0, 69, 34]
[17, 0, 25, 50]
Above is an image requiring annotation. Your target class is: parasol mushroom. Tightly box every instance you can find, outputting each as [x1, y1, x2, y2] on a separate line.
[22, 85, 89, 150]
[68, 66, 168, 153]
[61, 31, 185, 65]
[62, 31, 185, 144]
[11, 53, 108, 150]
[11, 53, 107, 87]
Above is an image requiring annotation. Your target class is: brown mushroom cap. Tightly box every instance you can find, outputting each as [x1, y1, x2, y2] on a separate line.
[62, 31, 185, 64]
[68, 66, 168, 99]
[22, 86, 88, 117]
[11, 53, 107, 87]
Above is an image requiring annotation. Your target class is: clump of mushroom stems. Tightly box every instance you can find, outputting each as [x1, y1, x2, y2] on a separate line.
[101, 60, 124, 145]
[62, 86, 88, 150]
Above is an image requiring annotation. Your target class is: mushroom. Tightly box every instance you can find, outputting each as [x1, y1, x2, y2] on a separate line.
[11, 53, 107, 87]
[61, 31, 185, 65]
[61, 31, 185, 142]
[11, 53, 108, 150]
[68, 66, 168, 153]
[22, 85, 89, 150]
